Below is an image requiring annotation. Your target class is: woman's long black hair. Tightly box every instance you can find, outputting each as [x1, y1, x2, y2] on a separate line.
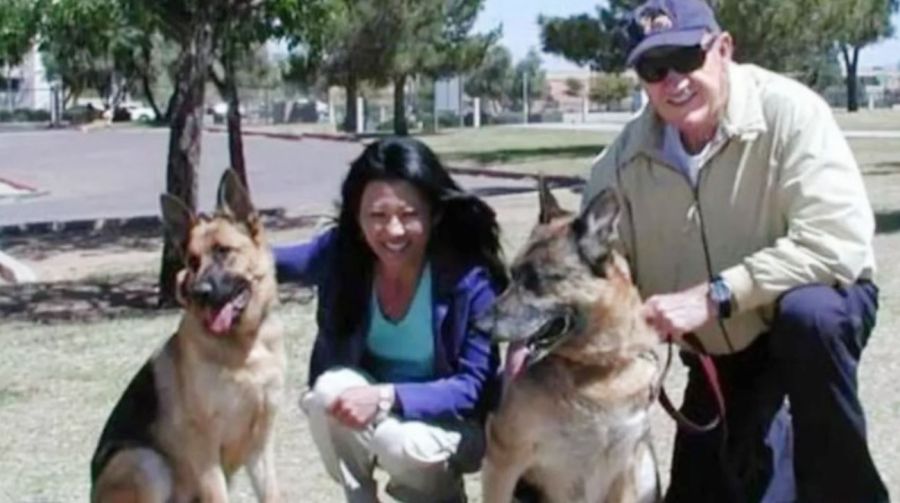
[331, 136, 508, 338]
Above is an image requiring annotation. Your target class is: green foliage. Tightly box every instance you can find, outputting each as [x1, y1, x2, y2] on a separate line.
[0, 0, 42, 68]
[464, 44, 514, 107]
[564, 77, 585, 97]
[539, 0, 638, 73]
[511, 48, 546, 107]
[589, 73, 632, 107]
[388, 0, 497, 79]
[40, 0, 149, 104]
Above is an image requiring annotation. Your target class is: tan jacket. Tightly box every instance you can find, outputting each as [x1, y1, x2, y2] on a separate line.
[584, 63, 876, 354]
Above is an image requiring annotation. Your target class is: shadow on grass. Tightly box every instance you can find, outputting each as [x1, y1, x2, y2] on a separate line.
[876, 210, 900, 235]
[2, 211, 324, 260]
[0, 275, 313, 324]
[444, 144, 605, 166]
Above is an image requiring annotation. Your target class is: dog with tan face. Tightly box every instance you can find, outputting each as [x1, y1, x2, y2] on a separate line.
[477, 182, 661, 503]
[91, 170, 285, 502]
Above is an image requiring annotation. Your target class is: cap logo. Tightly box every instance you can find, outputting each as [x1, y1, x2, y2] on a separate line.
[638, 8, 674, 35]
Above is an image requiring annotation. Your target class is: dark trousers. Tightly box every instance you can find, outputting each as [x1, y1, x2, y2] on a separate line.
[665, 282, 889, 503]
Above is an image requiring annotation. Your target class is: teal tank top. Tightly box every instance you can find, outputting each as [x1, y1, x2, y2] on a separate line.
[366, 264, 435, 383]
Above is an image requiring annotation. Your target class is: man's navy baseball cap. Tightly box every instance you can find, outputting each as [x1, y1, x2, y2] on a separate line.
[625, 0, 721, 66]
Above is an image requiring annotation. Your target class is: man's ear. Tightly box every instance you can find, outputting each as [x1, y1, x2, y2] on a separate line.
[537, 175, 569, 224]
[572, 188, 621, 268]
[716, 31, 734, 61]
[160, 193, 195, 259]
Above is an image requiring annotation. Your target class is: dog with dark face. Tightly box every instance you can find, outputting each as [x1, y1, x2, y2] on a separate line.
[91, 170, 285, 502]
[477, 182, 661, 503]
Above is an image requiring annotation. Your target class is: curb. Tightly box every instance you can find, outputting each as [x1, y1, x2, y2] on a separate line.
[207, 127, 585, 189]
[205, 127, 361, 143]
[445, 167, 584, 189]
[0, 175, 40, 193]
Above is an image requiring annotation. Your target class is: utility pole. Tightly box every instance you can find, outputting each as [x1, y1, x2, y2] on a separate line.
[523, 72, 529, 124]
[433, 78, 439, 133]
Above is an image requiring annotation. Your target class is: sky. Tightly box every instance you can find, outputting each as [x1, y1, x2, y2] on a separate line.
[474, 0, 900, 72]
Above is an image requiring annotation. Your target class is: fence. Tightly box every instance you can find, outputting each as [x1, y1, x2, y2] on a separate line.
[0, 85, 63, 125]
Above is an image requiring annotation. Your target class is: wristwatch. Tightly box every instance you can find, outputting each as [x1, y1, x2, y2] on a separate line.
[708, 275, 733, 320]
[376, 385, 394, 420]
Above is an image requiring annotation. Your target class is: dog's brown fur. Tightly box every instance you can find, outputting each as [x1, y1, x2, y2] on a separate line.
[477, 183, 661, 503]
[91, 171, 285, 503]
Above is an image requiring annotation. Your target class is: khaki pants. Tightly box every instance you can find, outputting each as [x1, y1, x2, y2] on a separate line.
[300, 368, 484, 503]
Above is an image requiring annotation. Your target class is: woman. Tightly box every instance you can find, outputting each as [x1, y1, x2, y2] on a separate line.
[275, 137, 507, 503]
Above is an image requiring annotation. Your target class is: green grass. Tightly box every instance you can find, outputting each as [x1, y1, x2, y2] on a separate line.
[833, 109, 900, 131]
[849, 138, 900, 174]
[418, 127, 616, 177]
[415, 126, 900, 180]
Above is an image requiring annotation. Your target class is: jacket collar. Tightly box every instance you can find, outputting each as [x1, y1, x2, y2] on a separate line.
[620, 62, 768, 166]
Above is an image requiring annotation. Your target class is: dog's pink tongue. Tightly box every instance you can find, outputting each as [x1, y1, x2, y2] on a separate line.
[206, 303, 234, 335]
[504, 342, 530, 381]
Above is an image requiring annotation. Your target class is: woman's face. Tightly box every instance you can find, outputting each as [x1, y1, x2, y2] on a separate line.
[358, 180, 432, 272]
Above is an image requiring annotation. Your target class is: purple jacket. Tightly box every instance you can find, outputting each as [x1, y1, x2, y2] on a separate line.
[274, 229, 501, 421]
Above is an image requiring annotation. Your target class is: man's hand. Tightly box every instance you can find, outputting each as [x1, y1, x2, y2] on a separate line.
[328, 385, 386, 430]
[642, 282, 716, 341]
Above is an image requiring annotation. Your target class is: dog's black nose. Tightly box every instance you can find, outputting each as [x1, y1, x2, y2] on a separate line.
[190, 280, 216, 304]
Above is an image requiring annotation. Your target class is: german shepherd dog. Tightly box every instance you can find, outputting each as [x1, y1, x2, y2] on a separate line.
[477, 182, 661, 503]
[91, 170, 285, 502]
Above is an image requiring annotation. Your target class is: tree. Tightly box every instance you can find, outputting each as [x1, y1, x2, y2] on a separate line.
[830, 0, 898, 111]
[40, 0, 144, 108]
[539, 0, 637, 73]
[134, 0, 335, 304]
[589, 73, 631, 108]
[384, 0, 497, 135]
[0, 0, 41, 109]
[464, 43, 514, 113]
[304, 1, 397, 133]
[0, 0, 41, 69]
[564, 77, 585, 98]
[209, 0, 329, 188]
[510, 48, 546, 111]
[713, 0, 839, 85]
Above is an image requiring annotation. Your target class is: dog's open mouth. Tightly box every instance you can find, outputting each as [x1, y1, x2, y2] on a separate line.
[202, 288, 251, 335]
[524, 312, 576, 367]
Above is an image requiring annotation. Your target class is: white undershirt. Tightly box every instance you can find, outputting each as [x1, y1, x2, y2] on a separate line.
[662, 124, 715, 188]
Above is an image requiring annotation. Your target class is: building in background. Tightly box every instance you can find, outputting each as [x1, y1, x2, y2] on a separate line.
[1, 44, 52, 112]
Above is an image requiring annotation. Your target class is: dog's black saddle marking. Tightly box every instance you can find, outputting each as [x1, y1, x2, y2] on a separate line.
[90, 359, 162, 484]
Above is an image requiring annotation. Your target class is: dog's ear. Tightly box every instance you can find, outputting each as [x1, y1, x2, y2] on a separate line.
[160, 193, 195, 258]
[538, 175, 568, 224]
[217, 169, 256, 224]
[573, 188, 621, 269]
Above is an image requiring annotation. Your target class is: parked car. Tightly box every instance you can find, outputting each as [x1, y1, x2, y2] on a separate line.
[121, 103, 155, 122]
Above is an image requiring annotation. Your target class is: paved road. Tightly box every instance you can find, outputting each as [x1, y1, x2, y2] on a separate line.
[0, 128, 534, 227]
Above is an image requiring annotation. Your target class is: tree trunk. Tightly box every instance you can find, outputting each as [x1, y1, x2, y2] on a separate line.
[393, 74, 408, 136]
[223, 54, 247, 190]
[158, 23, 214, 307]
[139, 45, 163, 122]
[342, 76, 358, 133]
[841, 44, 860, 113]
[163, 89, 179, 124]
[142, 71, 163, 122]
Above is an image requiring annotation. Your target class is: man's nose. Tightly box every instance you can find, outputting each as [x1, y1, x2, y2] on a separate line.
[664, 70, 688, 89]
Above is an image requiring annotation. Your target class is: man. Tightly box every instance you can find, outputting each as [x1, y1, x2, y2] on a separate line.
[582, 0, 889, 501]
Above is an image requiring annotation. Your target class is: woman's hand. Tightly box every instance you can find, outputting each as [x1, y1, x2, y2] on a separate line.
[328, 385, 389, 430]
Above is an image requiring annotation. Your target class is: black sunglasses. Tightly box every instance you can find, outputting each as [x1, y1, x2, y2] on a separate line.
[636, 45, 708, 83]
